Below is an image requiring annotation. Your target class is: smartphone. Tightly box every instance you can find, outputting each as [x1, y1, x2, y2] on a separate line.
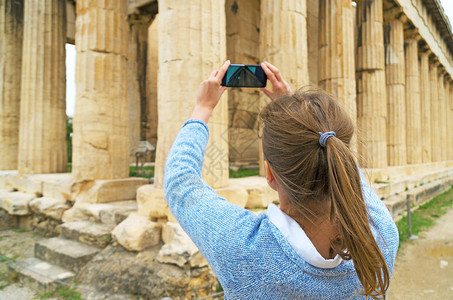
[221, 64, 267, 88]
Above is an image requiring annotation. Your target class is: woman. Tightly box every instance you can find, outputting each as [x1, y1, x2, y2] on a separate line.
[164, 61, 399, 299]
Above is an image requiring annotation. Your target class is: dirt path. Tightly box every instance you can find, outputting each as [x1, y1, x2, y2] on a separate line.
[388, 208, 453, 299]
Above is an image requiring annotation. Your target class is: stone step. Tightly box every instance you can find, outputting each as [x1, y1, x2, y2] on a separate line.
[35, 237, 100, 273]
[61, 221, 113, 248]
[9, 257, 74, 293]
[62, 200, 138, 225]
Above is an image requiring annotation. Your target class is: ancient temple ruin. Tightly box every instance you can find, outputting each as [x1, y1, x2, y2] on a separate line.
[1, 0, 453, 298]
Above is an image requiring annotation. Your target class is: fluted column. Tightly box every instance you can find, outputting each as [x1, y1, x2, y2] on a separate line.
[0, 0, 23, 170]
[146, 15, 158, 160]
[429, 62, 440, 161]
[260, 0, 309, 89]
[404, 37, 421, 164]
[318, 0, 356, 123]
[259, 0, 309, 175]
[128, 14, 154, 162]
[419, 51, 431, 162]
[154, 0, 228, 189]
[72, 1, 129, 180]
[438, 70, 447, 161]
[18, 0, 66, 174]
[447, 79, 453, 160]
[356, 0, 387, 168]
[384, 19, 406, 166]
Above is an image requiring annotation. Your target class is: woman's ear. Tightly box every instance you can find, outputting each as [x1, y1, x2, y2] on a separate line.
[264, 161, 278, 191]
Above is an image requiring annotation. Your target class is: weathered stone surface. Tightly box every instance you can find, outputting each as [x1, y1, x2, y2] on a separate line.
[18, 0, 67, 174]
[136, 184, 169, 219]
[0, 208, 16, 229]
[145, 16, 159, 161]
[10, 257, 75, 293]
[0, 170, 16, 191]
[214, 184, 248, 208]
[419, 52, 432, 163]
[74, 177, 148, 203]
[40, 173, 75, 202]
[356, 0, 387, 168]
[112, 213, 161, 251]
[76, 245, 218, 300]
[319, 0, 356, 124]
[385, 19, 406, 166]
[158, 222, 207, 268]
[438, 71, 448, 161]
[405, 37, 422, 164]
[230, 176, 279, 208]
[72, 0, 130, 181]
[0, 0, 23, 170]
[29, 197, 70, 221]
[154, 0, 228, 190]
[2, 191, 35, 215]
[7, 173, 43, 195]
[62, 200, 137, 225]
[35, 237, 100, 273]
[430, 63, 441, 161]
[29, 214, 61, 237]
[61, 221, 113, 248]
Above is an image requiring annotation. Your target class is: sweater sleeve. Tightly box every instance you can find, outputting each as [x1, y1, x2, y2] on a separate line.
[358, 168, 399, 273]
[163, 119, 262, 275]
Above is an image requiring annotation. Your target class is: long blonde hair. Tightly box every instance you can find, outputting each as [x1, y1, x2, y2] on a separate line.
[259, 89, 389, 298]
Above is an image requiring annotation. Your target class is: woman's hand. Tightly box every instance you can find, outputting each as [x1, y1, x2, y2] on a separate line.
[190, 60, 230, 123]
[260, 61, 292, 101]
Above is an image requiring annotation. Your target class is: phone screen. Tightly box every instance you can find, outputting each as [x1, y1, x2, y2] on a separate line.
[221, 64, 267, 88]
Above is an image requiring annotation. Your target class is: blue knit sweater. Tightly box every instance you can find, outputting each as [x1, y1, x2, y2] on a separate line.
[164, 120, 399, 299]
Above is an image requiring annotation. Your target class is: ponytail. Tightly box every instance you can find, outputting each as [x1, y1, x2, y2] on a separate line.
[260, 89, 390, 298]
[326, 137, 389, 298]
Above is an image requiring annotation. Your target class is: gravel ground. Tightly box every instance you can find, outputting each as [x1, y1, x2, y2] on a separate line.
[388, 208, 453, 299]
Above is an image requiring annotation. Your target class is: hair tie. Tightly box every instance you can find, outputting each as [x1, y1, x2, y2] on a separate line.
[318, 131, 336, 147]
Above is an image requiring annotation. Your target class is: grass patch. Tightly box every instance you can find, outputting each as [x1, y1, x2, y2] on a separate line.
[229, 168, 259, 178]
[36, 285, 81, 300]
[129, 166, 154, 179]
[375, 180, 390, 184]
[11, 228, 27, 234]
[396, 186, 453, 244]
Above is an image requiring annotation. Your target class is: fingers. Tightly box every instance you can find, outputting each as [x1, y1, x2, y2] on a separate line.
[210, 69, 218, 79]
[260, 87, 273, 100]
[261, 62, 278, 86]
[263, 61, 283, 81]
[215, 60, 230, 82]
[218, 86, 228, 97]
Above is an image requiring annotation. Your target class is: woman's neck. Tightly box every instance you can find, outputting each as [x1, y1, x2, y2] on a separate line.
[278, 190, 339, 260]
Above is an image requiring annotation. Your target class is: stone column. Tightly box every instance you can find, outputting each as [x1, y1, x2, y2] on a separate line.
[260, 0, 309, 89]
[356, 0, 387, 168]
[154, 0, 228, 189]
[429, 61, 440, 161]
[18, 0, 66, 174]
[146, 15, 158, 161]
[384, 19, 406, 166]
[404, 37, 422, 164]
[318, 0, 357, 132]
[419, 51, 431, 162]
[447, 79, 453, 161]
[438, 70, 447, 161]
[0, 0, 23, 170]
[72, 1, 129, 180]
[259, 0, 309, 175]
[128, 14, 154, 162]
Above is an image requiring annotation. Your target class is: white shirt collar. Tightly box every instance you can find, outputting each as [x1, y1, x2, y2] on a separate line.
[266, 203, 343, 269]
